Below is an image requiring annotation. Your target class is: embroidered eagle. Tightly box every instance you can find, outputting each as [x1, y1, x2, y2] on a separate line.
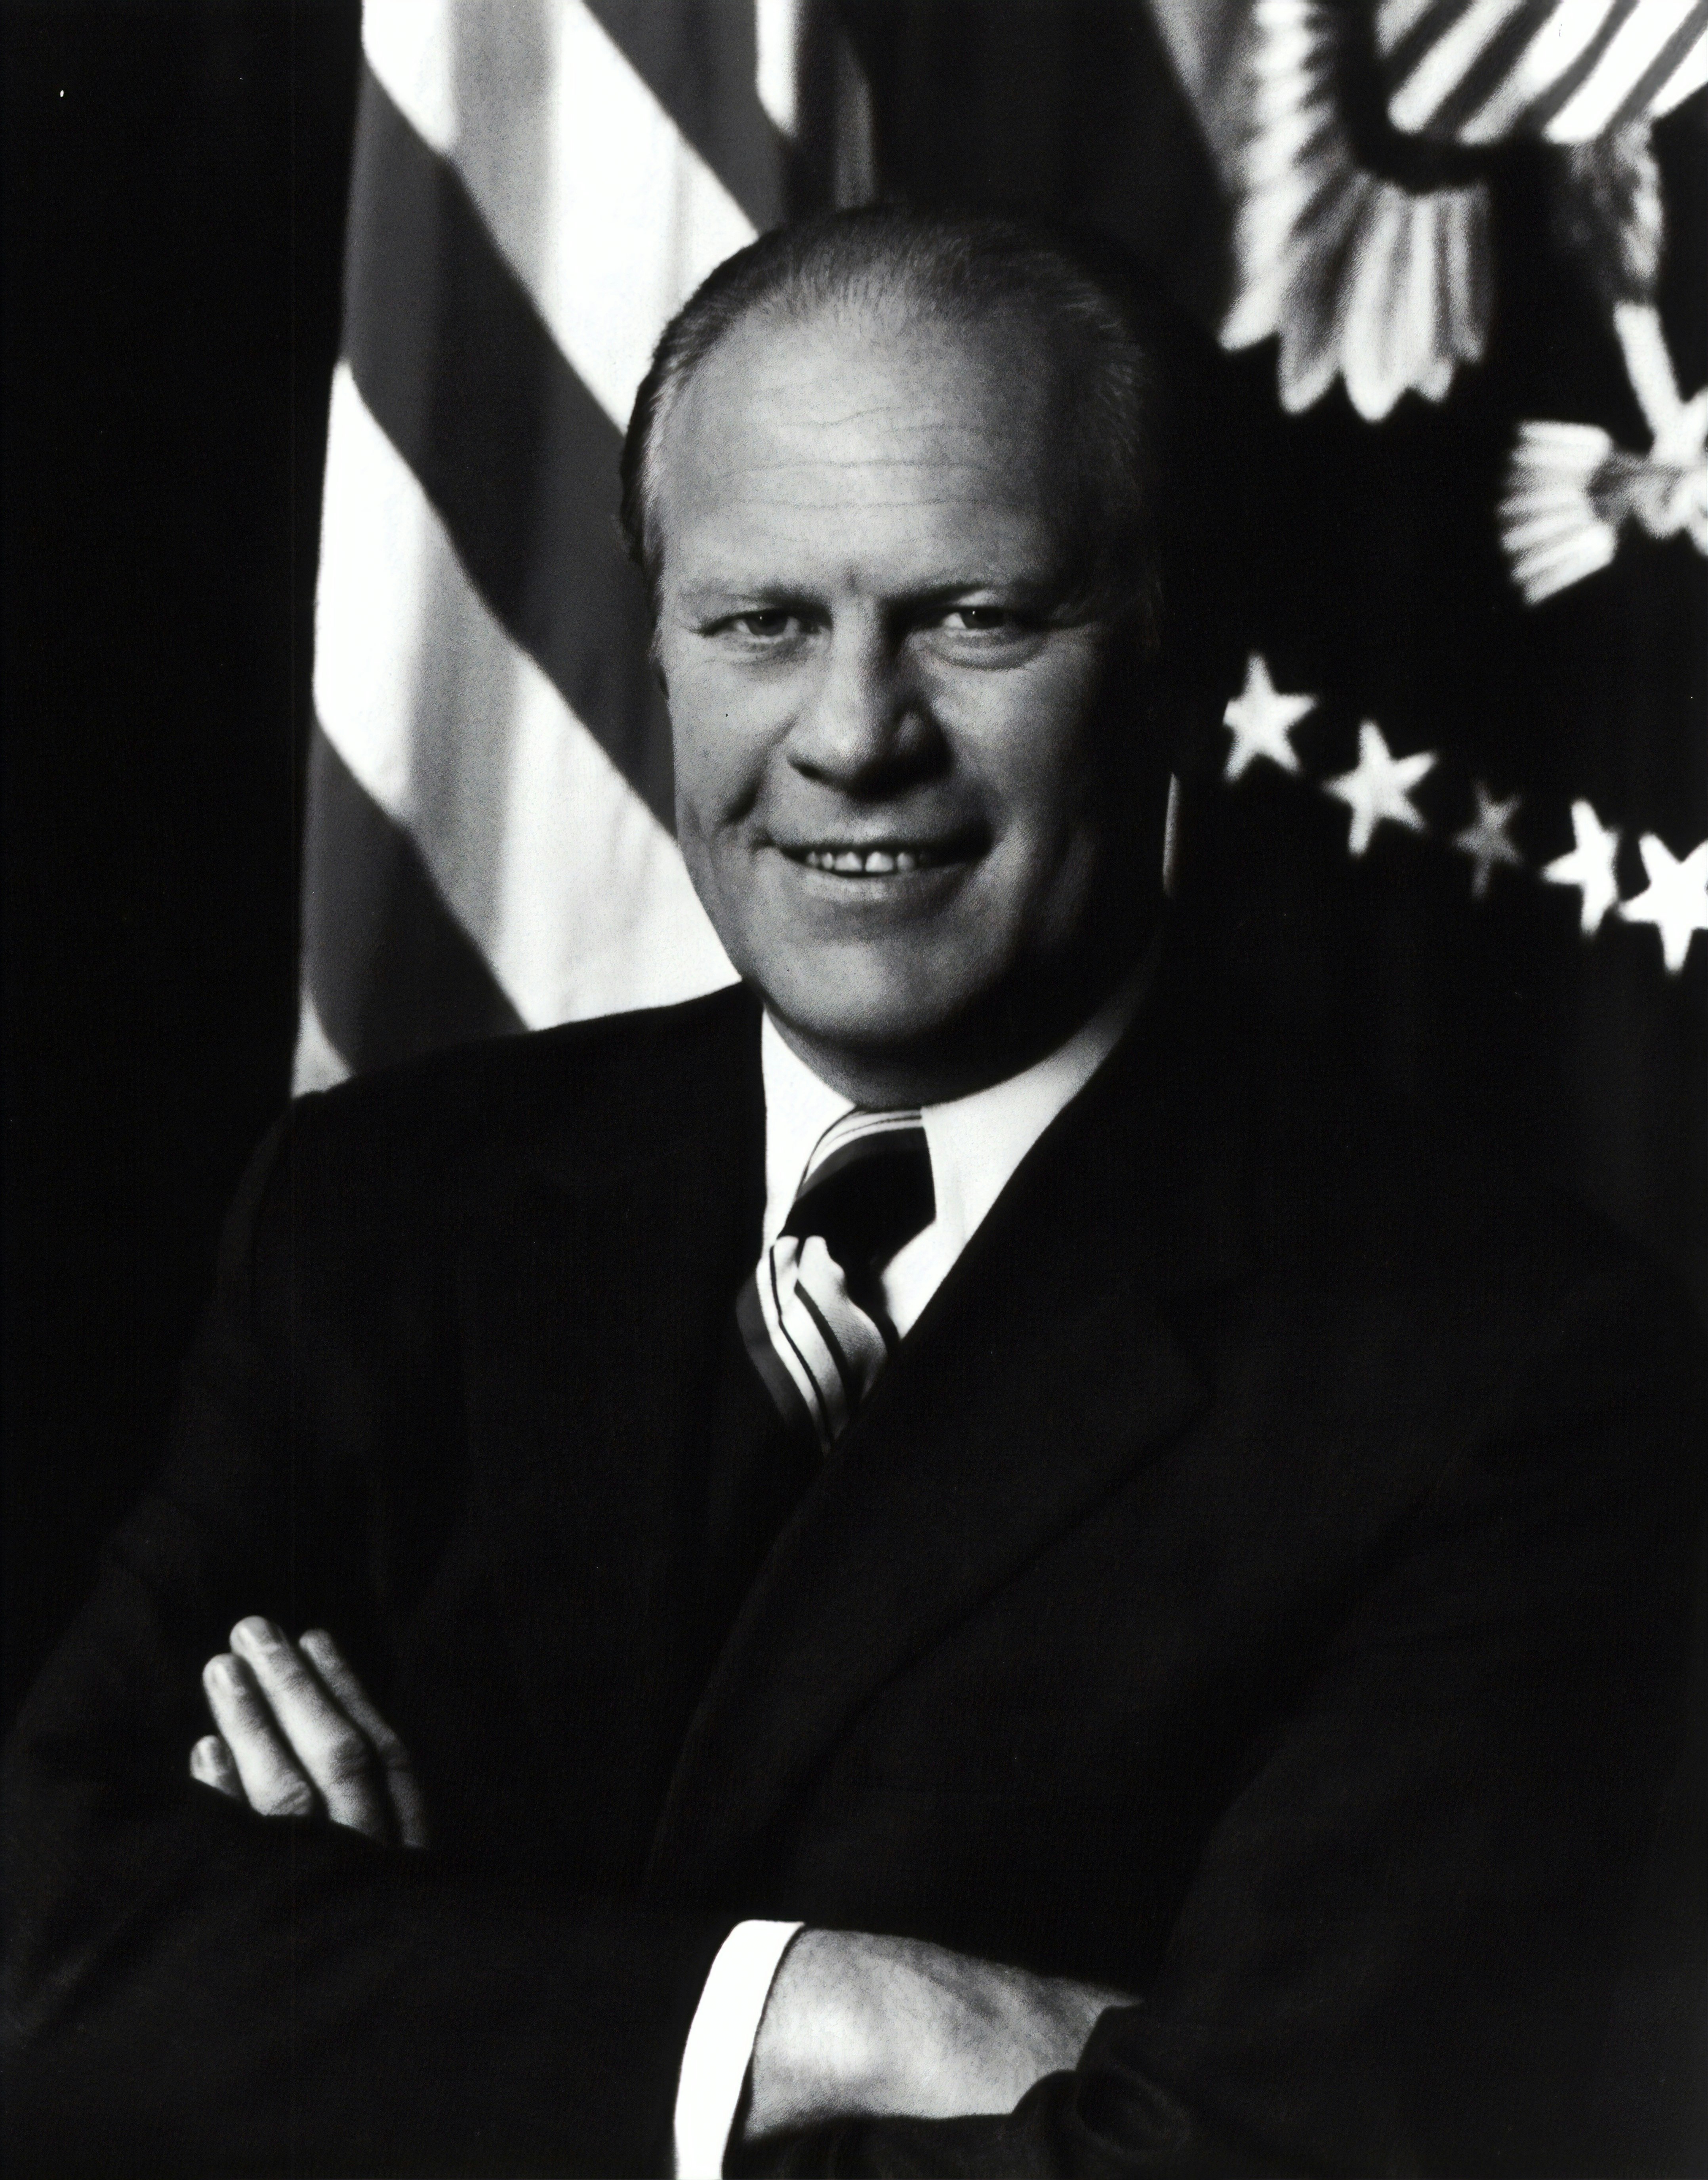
[1217, 0, 1707, 600]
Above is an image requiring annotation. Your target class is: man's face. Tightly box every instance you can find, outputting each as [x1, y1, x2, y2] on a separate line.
[652, 300, 1155, 1100]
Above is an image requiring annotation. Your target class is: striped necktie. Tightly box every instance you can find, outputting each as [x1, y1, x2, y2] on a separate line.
[737, 1109, 936, 1455]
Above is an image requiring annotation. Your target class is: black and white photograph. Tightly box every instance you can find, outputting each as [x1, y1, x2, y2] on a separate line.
[4, 2, 1705, 2173]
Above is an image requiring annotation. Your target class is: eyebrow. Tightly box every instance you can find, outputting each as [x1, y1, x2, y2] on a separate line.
[672, 583, 820, 618]
[671, 571, 1069, 617]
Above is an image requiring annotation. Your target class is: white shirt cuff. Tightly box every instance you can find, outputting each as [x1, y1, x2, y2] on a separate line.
[673, 1917, 803, 2179]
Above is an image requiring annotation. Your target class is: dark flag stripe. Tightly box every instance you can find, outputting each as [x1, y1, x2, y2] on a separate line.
[301, 722, 526, 1076]
[343, 61, 676, 832]
[1381, 0, 1486, 101]
[1425, 5, 1557, 137]
[581, 0, 785, 232]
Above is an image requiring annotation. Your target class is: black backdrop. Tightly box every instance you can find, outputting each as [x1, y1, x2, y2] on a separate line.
[3, 0, 361, 1722]
[3, 3, 1703, 1732]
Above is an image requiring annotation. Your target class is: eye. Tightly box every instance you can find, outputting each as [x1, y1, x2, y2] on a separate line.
[937, 605, 1018, 633]
[707, 607, 815, 643]
[913, 601, 1053, 669]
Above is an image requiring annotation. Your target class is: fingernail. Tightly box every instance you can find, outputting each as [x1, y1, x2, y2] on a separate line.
[204, 1653, 240, 1688]
[232, 1616, 277, 1652]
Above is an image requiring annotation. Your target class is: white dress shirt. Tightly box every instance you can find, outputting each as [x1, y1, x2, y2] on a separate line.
[672, 962, 1149, 2177]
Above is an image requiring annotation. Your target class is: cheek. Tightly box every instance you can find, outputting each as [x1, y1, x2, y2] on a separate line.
[971, 667, 1117, 858]
[665, 671, 763, 832]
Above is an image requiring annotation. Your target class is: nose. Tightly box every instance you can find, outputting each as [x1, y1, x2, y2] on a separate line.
[787, 616, 941, 791]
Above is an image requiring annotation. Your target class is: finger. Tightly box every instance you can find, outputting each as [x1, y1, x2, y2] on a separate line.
[189, 1732, 244, 1801]
[202, 1653, 316, 1820]
[299, 1628, 430, 1849]
[228, 1618, 390, 1843]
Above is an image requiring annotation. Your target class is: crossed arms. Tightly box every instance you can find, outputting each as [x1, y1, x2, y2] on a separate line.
[191, 1616, 1126, 2159]
[8, 1310, 1698, 2177]
[7, 1065, 1703, 2176]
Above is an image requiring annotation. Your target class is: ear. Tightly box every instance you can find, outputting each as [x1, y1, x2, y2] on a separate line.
[1131, 654, 1230, 901]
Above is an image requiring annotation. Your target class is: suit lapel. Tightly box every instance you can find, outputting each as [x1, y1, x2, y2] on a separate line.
[451, 995, 766, 1850]
[647, 985, 1252, 1898]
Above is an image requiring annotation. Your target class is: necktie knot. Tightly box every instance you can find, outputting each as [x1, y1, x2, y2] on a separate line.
[739, 1109, 935, 1455]
[783, 1109, 935, 1275]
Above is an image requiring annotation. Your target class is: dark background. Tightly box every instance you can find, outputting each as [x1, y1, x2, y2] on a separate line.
[4, 2, 1704, 1731]
[4, 0, 361, 1723]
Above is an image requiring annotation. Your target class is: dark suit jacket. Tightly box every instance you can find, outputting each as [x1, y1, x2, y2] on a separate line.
[5, 958, 1703, 2178]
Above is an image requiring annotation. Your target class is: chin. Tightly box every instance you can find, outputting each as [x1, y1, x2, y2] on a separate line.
[763, 947, 985, 1063]
[780, 991, 966, 1061]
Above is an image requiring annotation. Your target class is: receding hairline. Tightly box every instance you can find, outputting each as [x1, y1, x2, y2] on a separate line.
[620, 209, 1176, 641]
[645, 287, 1076, 511]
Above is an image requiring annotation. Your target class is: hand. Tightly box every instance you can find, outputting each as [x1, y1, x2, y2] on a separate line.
[191, 1618, 429, 1848]
[745, 1928, 1132, 2139]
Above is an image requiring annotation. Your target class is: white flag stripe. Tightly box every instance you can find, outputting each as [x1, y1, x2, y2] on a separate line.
[1386, 0, 1532, 136]
[1374, 0, 1445, 50]
[315, 366, 734, 1027]
[362, 0, 757, 432]
[1653, 27, 1708, 103]
[1454, 0, 1615, 138]
[755, 0, 807, 139]
[1546, 0, 1702, 136]
[1371, 0, 1706, 144]
[292, 982, 353, 1096]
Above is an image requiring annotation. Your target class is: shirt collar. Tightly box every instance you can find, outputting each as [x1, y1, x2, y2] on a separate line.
[760, 945, 1155, 1252]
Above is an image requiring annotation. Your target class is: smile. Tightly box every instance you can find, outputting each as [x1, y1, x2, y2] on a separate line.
[778, 837, 978, 877]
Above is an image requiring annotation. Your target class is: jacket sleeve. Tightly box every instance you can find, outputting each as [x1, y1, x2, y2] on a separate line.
[2, 1109, 732, 2180]
[731, 1253, 1707, 2178]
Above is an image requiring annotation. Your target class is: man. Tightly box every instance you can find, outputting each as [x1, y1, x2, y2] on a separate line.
[5, 211, 1702, 2178]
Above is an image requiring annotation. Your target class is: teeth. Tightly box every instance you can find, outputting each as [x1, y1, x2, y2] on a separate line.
[799, 846, 940, 874]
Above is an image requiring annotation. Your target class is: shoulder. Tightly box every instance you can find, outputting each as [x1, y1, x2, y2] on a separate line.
[1220, 1010, 1705, 1460]
[1144, 952, 1658, 1325]
[1121, 983, 1704, 1604]
[223, 984, 761, 1277]
[303, 981, 752, 1151]
[1257, 1032, 1673, 1317]
[1136, 946, 1700, 1441]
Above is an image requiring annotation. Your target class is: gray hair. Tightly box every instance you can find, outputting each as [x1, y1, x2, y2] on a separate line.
[618, 207, 1196, 655]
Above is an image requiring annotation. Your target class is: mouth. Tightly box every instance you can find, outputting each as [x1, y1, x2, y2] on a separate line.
[775, 835, 980, 878]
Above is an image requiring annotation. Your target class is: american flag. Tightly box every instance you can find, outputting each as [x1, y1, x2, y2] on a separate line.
[295, 0, 871, 1090]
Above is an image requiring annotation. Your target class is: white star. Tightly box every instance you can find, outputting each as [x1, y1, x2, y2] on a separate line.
[1542, 799, 1622, 937]
[1619, 834, 1708, 974]
[1451, 782, 1525, 900]
[1222, 654, 1315, 781]
[1323, 722, 1436, 858]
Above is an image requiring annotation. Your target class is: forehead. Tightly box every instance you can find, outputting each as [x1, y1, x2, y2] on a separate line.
[650, 300, 1074, 592]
